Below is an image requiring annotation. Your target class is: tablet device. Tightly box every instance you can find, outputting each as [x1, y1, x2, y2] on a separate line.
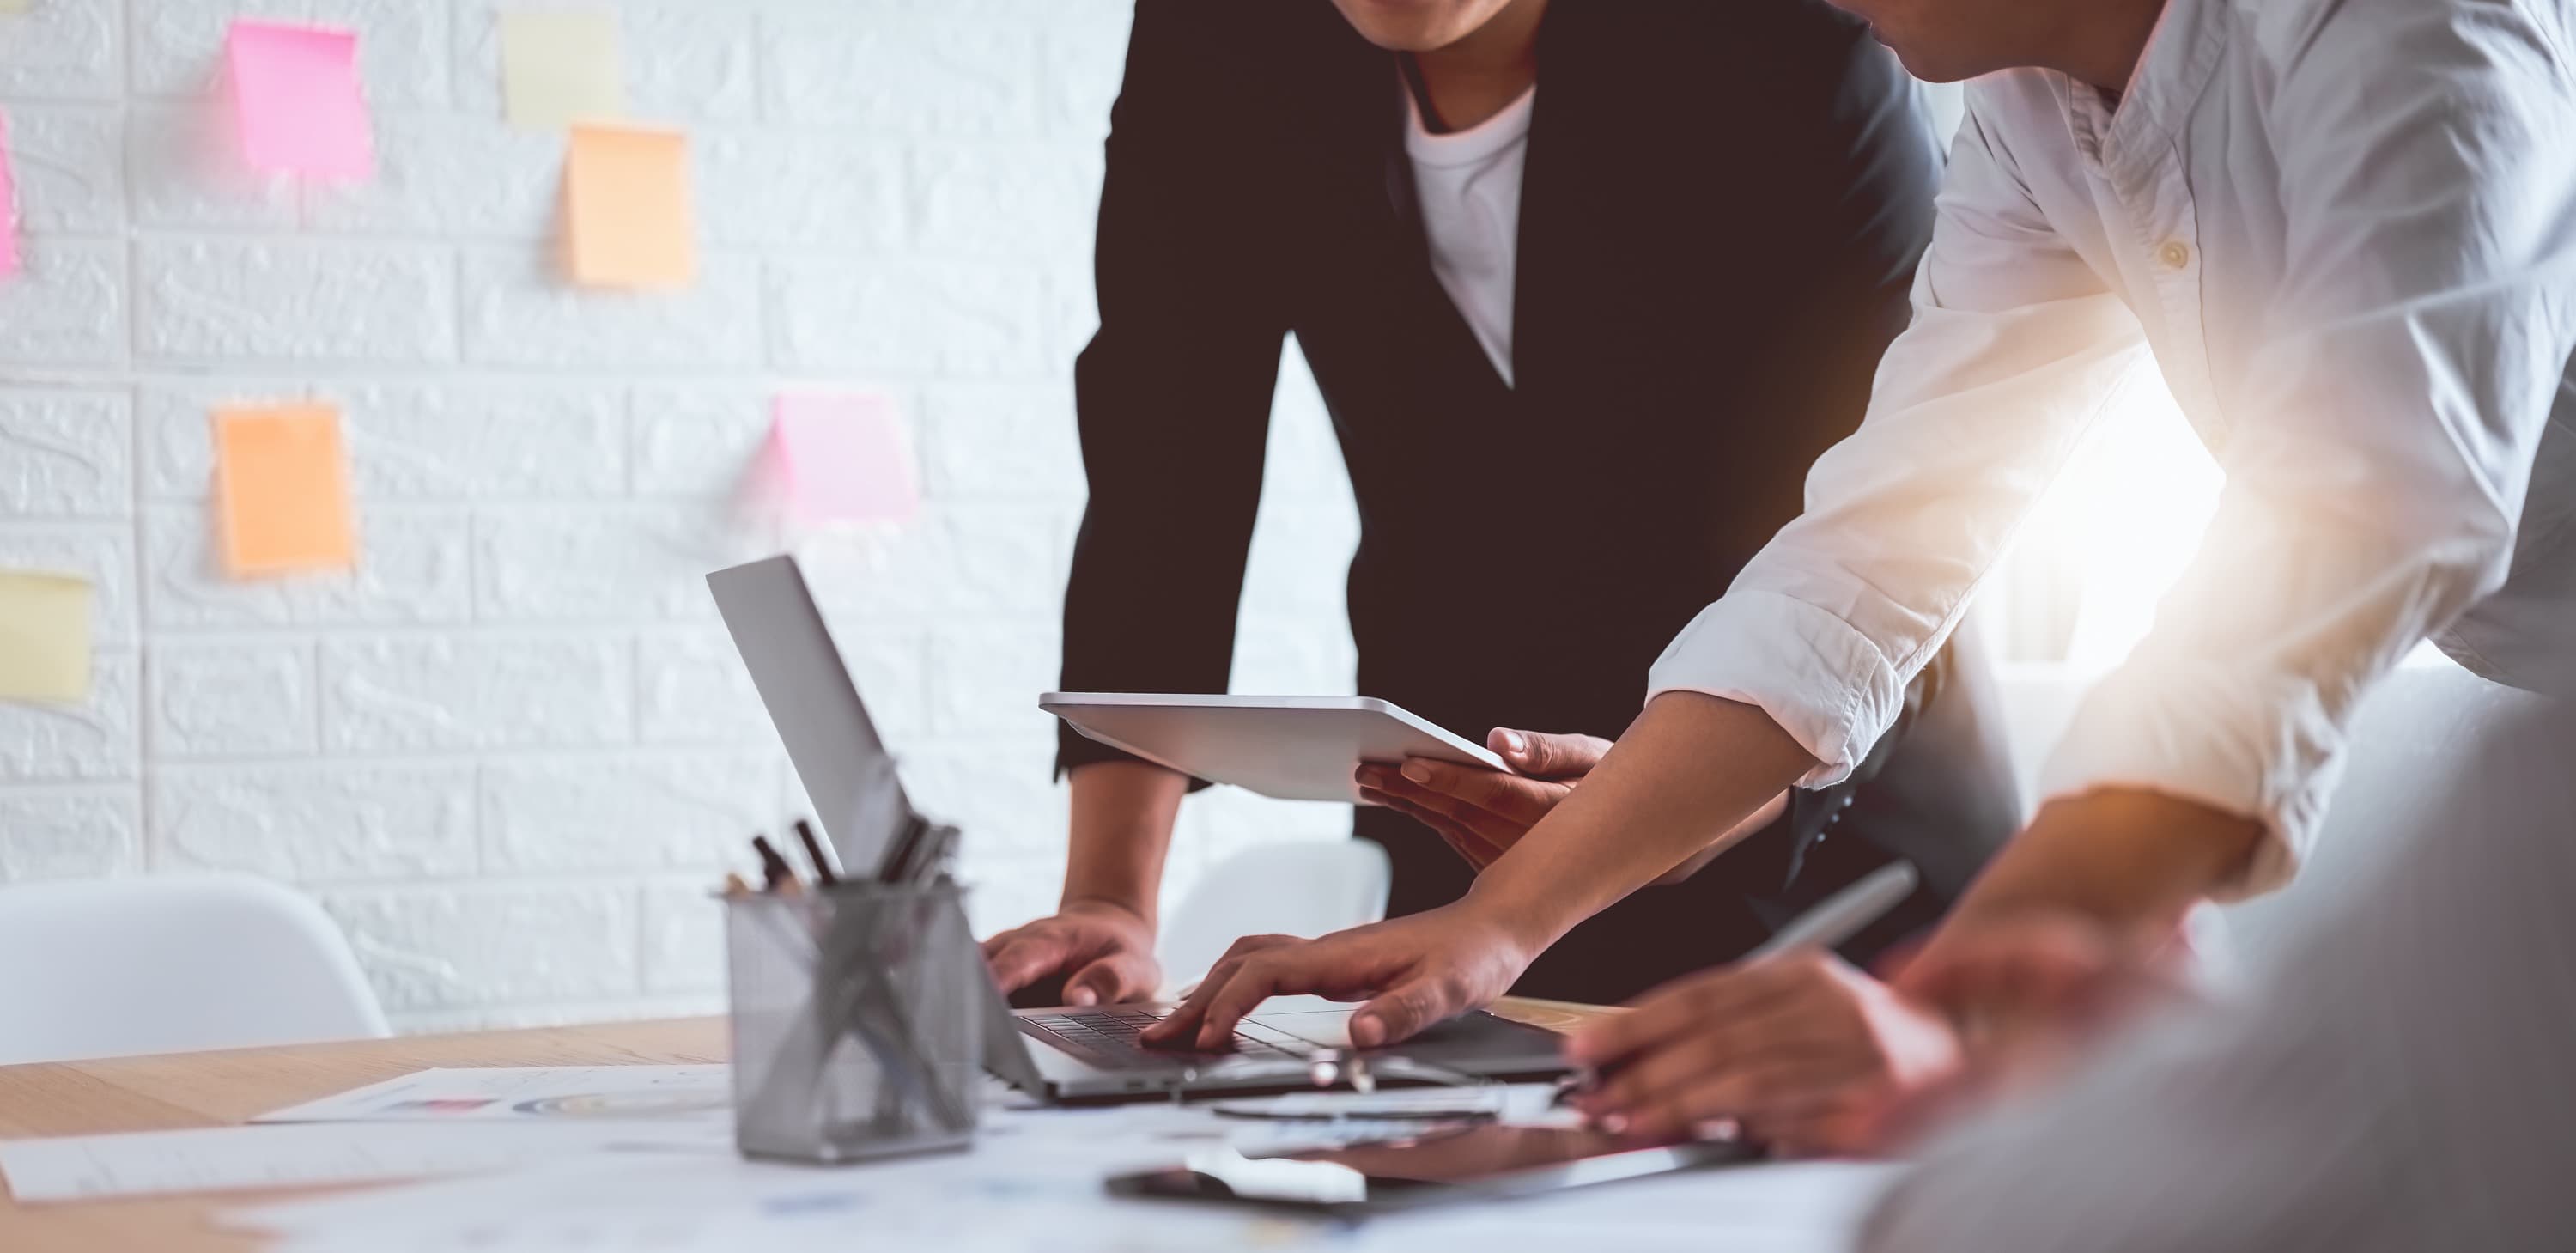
[1104, 1124, 1757, 1217]
[1038, 693, 1510, 804]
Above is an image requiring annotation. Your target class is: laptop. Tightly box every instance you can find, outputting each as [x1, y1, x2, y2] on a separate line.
[707, 554, 1573, 1102]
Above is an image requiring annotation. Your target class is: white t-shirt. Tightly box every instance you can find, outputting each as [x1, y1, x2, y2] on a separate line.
[1405, 82, 1534, 387]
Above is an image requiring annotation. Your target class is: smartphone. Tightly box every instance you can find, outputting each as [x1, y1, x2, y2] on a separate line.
[1104, 1124, 1758, 1218]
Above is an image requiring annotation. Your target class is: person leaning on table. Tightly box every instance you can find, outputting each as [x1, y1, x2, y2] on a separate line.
[1148, 0, 2576, 1155]
[1866, 695, 2576, 1253]
[980, 0, 2026, 1010]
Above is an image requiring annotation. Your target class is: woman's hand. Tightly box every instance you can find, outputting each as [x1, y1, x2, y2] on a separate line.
[1357, 727, 1609, 870]
[981, 899, 1163, 1007]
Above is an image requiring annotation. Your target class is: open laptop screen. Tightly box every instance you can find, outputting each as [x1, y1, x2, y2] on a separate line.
[707, 554, 916, 879]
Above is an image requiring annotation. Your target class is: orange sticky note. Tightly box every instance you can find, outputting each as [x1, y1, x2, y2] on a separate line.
[0, 569, 91, 703]
[213, 404, 358, 577]
[564, 122, 694, 289]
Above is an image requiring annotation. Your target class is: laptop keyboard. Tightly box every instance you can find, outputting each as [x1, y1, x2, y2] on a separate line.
[1020, 1007, 1311, 1070]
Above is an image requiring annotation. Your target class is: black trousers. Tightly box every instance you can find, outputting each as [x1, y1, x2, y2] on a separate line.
[1356, 642, 2022, 1004]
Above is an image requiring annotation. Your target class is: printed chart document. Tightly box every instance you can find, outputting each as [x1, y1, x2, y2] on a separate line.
[0, 1121, 726, 1204]
[253, 1066, 732, 1125]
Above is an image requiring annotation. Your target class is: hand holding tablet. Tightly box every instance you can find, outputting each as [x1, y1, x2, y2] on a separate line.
[1356, 727, 1612, 871]
[1039, 693, 1513, 805]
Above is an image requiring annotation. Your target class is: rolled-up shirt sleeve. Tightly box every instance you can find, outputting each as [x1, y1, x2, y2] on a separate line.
[2036, 2, 2576, 892]
[1649, 100, 2149, 787]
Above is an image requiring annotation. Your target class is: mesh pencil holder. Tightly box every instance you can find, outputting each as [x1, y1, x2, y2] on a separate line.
[724, 880, 984, 1163]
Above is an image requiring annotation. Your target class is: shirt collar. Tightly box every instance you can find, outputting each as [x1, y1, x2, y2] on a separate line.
[2057, 0, 2231, 177]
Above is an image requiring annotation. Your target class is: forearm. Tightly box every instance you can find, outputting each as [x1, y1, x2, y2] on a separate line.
[1940, 788, 2264, 940]
[1464, 692, 1816, 952]
[1062, 761, 1188, 925]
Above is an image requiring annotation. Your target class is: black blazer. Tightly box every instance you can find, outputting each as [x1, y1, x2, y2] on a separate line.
[1058, 0, 2011, 998]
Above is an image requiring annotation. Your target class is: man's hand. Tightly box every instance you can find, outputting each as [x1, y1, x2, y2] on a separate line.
[1874, 910, 2196, 1134]
[1139, 903, 1540, 1051]
[981, 899, 1163, 1007]
[1897, 911, 2190, 1033]
[1564, 951, 1964, 1157]
[1361, 727, 1785, 884]
[1562, 912, 2199, 1158]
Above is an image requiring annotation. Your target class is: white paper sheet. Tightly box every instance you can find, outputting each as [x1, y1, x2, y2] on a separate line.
[0, 1121, 727, 1204]
[227, 1101, 1306, 1239]
[211, 1064, 1898, 1253]
[253, 1066, 732, 1125]
[223, 1086, 1899, 1252]
[237, 1147, 1313, 1253]
[238, 1151, 1893, 1253]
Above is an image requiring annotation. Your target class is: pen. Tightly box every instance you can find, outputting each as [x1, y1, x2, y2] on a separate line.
[877, 817, 928, 885]
[793, 818, 842, 887]
[1744, 860, 1919, 962]
[750, 834, 799, 893]
[1556, 861, 1921, 1104]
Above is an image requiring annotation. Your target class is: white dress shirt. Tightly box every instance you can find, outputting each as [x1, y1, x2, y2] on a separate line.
[1864, 694, 2576, 1253]
[1650, 0, 2576, 892]
[1407, 83, 1534, 386]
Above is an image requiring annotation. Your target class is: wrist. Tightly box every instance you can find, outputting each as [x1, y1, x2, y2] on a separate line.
[1950, 788, 2263, 936]
[1063, 761, 1185, 933]
[1456, 875, 1575, 964]
[1060, 893, 1156, 931]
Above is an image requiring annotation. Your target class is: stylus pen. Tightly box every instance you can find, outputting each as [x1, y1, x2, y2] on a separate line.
[1558, 860, 1921, 1103]
[1744, 859, 1919, 962]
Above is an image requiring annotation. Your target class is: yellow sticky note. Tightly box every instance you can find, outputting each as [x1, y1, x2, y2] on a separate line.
[501, 10, 625, 129]
[565, 123, 695, 289]
[213, 404, 358, 577]
[0, 569, 92, 703]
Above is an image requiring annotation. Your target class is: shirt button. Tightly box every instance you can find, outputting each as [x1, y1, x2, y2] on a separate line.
[2158, 240, 2191, 270]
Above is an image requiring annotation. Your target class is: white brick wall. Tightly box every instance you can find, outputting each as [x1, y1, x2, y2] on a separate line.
[0, 0, 1363, 1033]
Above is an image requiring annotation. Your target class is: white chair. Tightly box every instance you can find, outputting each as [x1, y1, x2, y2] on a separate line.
[0, 873, 390, 1065]
[1157, 840, 1392, 996]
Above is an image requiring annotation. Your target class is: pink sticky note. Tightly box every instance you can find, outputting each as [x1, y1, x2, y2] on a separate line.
[770, 394, 920, 525]
[227, 21, 374, 179]
[0, 111, 20, 277]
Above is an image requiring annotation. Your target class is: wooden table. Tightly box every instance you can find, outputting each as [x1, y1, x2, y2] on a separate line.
[0, 1001, 1609, 1252]
[0, 1018, 727, 1253]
